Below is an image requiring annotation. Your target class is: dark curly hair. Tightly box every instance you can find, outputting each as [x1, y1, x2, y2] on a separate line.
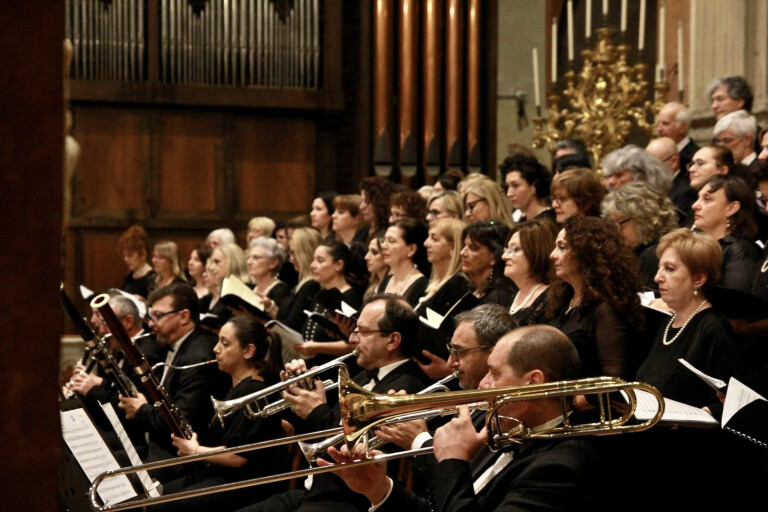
[499, 154, 553, 200]
[390, 190, 428, 221]
[360, 176, 396, 235]
[545, 216, 644, 330]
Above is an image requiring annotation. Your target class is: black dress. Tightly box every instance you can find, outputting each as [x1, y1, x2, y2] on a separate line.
[122, 270, 156, 299]
[636, 308, 742, 410]
[548, 301, 633, 379]
[415, 273, 473, 316]
[378, 274, 430, 307]
[634, 242, 659, 292]
[509, 287, 549, 326]
[152, 377, 289, 512]
[719, 235, 759, 293]
[752, 246, 768, 300]
[277, 279, 322, 332]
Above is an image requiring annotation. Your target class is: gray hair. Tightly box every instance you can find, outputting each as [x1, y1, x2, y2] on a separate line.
[248, 236, 286, 274]
[705, 76, 754, 112]
[109, 295, 140, 321]
[666, 101, 691, 125]
[601, 145, 672, 191]
[713, 109, 757, 139]
[601, 181, 678, 245]
[207, 228, 236, 246]
[454, 304, 519, 348]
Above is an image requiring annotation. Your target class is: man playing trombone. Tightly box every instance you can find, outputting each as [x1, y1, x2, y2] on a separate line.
[238, 294, 430, 512]
[323, 325, 597, 511]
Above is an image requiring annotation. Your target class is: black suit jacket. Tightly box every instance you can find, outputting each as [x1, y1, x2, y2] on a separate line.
[380, 438, 596, 512]
[297, 359, 430, 512]
[133, 327, 228, 450]
[679, 138, 699, 173]
[669, 170, 698, 226]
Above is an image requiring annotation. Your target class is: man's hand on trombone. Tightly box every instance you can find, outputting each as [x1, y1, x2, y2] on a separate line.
[319, 444, 391, 507]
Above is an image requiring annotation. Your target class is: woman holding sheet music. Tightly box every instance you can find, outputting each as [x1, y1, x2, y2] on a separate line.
[636, 228, 742, 411]
[296, 240, 366, 362]
[154, 317, 287, 512]
[199, 243, 249, 330]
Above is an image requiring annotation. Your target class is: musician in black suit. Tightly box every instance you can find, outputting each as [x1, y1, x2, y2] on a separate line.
[119, 283, 228, 479]
[237, 294, 430, 512]
[323, 325, 597, 512]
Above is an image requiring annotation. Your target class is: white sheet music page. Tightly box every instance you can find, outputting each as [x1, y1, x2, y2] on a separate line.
[631, 389, 718, 426]
[60, 408, 137, 505]
[722, 377, 767, 427]
[100, 403, 160, 498]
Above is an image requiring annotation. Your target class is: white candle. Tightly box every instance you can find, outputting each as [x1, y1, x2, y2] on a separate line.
[677, 21, 684, 93]
[567, 0, 574, 61]
[621, 0, 627, 32]
[658, 2, 666, 80]
[586, 0, 592, 38]
[532, 47, 541, 107]
[551, 17, 557, 83]
[639, 0, 646, 50]
[603, 0, 608, 17]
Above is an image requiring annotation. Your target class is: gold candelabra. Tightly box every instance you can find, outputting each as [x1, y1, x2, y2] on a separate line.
[532, 28, 668, 167]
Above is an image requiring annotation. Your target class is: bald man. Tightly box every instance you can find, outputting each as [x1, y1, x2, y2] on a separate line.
[655, 102, 699, 171]
[646, 137, 697, 225]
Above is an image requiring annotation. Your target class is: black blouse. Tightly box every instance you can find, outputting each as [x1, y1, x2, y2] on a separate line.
[636, 309, 742, 409]
[719, 235, 759, 293]
[121, 270, 156, 299]
[379, 274, 430, 307]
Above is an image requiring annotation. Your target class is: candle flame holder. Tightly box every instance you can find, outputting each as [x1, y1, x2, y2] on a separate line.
[533, 28, 668, 167]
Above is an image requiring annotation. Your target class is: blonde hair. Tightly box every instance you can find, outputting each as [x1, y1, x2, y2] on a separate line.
[428, 190, 464, 221]
[152, 240, 186, 286]
[462, 178, 515, 227]
[290, 227, 323, 289]
[248, 216, 276, 238]
[426, 218, 467, 294]
[215, 243, 250, 284]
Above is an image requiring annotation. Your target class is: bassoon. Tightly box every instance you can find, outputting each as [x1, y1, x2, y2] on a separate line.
[91, 293, 193, 439]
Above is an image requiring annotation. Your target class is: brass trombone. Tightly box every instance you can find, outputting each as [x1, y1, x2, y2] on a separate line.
[89, 367, 664, 512]
[211, 350, 357, 427]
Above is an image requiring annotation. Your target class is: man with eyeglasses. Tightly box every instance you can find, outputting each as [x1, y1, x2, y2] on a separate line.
[713, 110, 759, 172]
[375, 304, 517, 460]
[118, 283, 226, 479]
[240, 294, 430, 512]
[323, 325, 597, 512]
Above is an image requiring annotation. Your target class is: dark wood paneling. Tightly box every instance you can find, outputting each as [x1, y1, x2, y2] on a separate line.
[81, 231, 125, 298]
[0, 2, 63, 510]
[156, 112, 222, 213]
[73, 106, 145, 213]
[234, 116, 315, 215]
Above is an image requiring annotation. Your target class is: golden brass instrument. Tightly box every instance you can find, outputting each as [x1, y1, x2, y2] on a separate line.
[299, 370, 458, 465]
[211, 350, 357, 427]
[89, 367, 664, 512]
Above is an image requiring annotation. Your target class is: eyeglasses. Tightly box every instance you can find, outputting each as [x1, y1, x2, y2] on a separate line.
[350, 327, 386, 339]
[465, 198, 487, 213]
[446, 343, 489, 360]
[504, 245, 523, 257]
[148, 308, 184, 322]
[714, 136, 740, 146]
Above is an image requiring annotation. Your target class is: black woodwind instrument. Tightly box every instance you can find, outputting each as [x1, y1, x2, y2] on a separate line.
[60, 284, 138, 399]
[91, 293, 193, 439]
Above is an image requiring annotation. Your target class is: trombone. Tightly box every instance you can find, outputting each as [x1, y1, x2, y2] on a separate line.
[211, 350, 357, 427]
[89, 367, 664, 512]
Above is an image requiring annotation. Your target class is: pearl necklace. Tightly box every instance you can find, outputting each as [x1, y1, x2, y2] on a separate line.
[509, 284, 542, 314]
[662, 300, 708, 346]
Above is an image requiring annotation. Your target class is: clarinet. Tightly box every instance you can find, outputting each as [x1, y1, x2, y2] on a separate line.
[60, 284, 139, 399]
[91, 293, 194, 440]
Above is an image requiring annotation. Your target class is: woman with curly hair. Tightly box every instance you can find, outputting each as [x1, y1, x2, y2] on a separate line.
[601, 181, 679, 290]
[550, 168, 606, 224]
[359, 176, 396, 241]
[601, 144, 672, 192]
[546, 215, 644, 379]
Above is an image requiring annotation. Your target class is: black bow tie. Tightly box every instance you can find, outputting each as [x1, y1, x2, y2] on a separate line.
[365, 369, 380, 384]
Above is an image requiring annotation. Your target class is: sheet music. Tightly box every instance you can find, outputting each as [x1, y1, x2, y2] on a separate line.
[80, 284, 95, 299]
[116, 289, 148, 319]
[722, 377, 767, 427]
[678, 358, 727, 391]
[60, 408, 137, 505]
[632, 389, 718, 426]
[419, 307, 445, 329]
[100, 403, 159, 498]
